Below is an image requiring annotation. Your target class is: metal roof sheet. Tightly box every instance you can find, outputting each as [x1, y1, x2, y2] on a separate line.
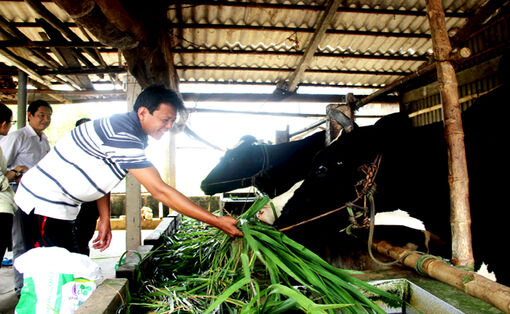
[0, 0, 506, 103]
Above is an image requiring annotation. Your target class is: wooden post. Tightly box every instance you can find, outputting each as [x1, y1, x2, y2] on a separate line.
[166, 132, 176, 188]
[17, 70, 27, 128]
[125, 74, 142, 251]
[426, 0, 474, 268]
[372, 241, 510, 313]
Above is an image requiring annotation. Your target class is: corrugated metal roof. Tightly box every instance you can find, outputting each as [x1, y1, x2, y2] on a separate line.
[0, 0, 506, 104]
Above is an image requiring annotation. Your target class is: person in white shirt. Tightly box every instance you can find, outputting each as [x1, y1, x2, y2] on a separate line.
[0, 99, 52, 297]
[0, 103, 28, 268]
[0, 100, 52, 174]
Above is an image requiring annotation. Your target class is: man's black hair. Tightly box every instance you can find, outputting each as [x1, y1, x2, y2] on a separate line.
[0, 103, 13, 124]
[28, 100, 52, 115]
[75, 117, 91, 127]
[133, 85, 186, 115]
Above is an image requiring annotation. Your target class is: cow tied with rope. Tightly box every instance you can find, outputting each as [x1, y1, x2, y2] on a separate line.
[261, 88, 509, 286]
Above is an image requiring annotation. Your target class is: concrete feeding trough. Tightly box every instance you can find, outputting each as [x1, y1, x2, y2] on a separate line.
[367, 278, 463, 313]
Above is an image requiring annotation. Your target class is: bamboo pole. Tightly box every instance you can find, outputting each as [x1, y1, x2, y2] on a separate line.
[372, 241, 510, 313]
[425, 0, 474, 268]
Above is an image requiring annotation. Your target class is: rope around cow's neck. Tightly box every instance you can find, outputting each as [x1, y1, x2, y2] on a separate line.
[276, 153, 444, 273]
[278, 154, 383, 233]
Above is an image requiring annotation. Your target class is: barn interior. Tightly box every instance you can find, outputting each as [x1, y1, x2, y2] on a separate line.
[1, 0, 509, 313]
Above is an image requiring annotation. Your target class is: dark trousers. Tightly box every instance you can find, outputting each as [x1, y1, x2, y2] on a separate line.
[20, 209, 83, 254]
[0, 212, 13, 266]
[74, 201, 99, 256]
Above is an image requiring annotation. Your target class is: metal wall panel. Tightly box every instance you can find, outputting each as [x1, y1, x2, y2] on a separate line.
[402, 15, 508, 126]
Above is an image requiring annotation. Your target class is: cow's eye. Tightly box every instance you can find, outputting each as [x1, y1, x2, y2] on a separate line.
[336, 161, 344, 167]
[316, 165, 328, 175]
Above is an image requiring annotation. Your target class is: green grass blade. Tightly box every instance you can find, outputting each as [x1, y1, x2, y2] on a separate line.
[203, 277, 251, 314]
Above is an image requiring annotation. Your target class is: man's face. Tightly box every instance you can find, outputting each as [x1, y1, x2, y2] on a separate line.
[139, 103, 177, 140]
[28, 106, 52, 135]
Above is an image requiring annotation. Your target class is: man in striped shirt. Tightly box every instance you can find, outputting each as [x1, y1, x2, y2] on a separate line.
[15, 85, 242, 254]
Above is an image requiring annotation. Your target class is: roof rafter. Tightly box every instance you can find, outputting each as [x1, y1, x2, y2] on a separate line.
[171, 48, 428, 62]
[167, 23, 431, 39]
[174, 65, 411, 77]
[169, 0, 470, 18]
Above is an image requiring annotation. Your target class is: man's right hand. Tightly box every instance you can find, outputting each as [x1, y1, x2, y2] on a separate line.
[215, 216, 243, 238]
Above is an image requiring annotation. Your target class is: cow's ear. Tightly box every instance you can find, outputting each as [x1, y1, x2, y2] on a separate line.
[373, 112, 411, 146]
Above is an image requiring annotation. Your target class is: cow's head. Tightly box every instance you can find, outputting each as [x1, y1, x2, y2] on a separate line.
[273, 112, 411, 233]
[201, 136, 264, 195]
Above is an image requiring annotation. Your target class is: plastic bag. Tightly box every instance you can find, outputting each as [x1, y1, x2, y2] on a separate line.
[14, 247, 102, 314]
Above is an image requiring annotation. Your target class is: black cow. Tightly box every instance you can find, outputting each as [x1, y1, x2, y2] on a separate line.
[201, 130, 325, 197]
[273, 87, 509, 285]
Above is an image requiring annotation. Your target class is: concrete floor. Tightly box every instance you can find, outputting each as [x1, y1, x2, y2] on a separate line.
[0, 230, 153, 314]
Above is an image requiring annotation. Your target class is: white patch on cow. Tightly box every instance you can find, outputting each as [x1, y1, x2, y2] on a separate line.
[374, 209, 425, 231]
[257, 180, 304, 224]
[328, 129, 344, 145]
[477, 263, 497, 282]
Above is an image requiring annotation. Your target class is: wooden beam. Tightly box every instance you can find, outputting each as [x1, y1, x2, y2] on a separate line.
[77, 25, 120, 86]
[94, 0, 145, 41]
[0, 16, 60, 68]
[401, 55, 502, 104]
[170, 0, 469, 18]
[354, 0, 507, 109]
[125, 75, 142, 252]
[167, 23, 431, 39]
[25, 0, 104, 66]
[372, 240, 510, 313]
[170, 48, 427, 62]
[189, 108, 326, 118]
[36, 17, 95, 68]
[13, 21, 432, 39]
[354, 62, 437, 110]
[38, 31, 93, 90]
[177, 81, 381, 89]
[37, 66, 126, 76]
[451, 0, 508, 46]
[0, 50, 69, 102]
[0, 89, 398, 103]
[0, 48, 52, 87]
[426, 0, 473, 268]
[182, 93, 397, 103]
[0, 39, 106, 48]
[0, 88, 123, 95]
[174, 65, 411, 76]
[52, 0, 139, 50]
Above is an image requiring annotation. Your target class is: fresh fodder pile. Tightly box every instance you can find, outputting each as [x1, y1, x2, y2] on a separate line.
[126, 196, 404, 313]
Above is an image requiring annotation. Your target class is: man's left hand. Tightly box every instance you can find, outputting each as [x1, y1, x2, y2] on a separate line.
[93, 218, 112, 251]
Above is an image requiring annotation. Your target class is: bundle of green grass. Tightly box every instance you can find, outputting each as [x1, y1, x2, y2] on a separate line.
[128, 196, 403, 313]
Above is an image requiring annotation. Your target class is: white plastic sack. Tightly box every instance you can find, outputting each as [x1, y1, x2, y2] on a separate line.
[14, 247, 102, 314]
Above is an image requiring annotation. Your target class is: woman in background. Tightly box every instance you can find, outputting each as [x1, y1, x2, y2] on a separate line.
[0, 103, 27, 266]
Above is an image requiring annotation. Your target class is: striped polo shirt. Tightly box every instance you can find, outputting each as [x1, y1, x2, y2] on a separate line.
[14, 110, 153, 220]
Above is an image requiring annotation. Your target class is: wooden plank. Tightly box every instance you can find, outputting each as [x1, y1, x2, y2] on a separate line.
[276, 0, 342, 94]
